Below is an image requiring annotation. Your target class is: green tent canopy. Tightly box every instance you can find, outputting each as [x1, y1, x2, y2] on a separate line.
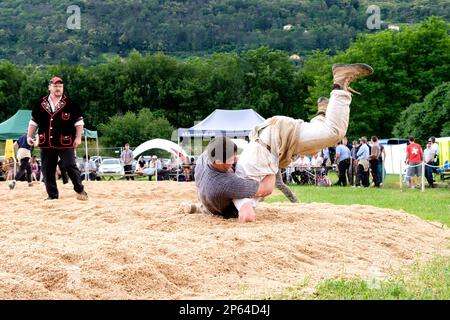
[0, 110, 31, 140]
[83, 128, 98, 139]
[0, 109, 98, 140]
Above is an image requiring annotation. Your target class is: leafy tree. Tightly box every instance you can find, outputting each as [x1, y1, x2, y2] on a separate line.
[393, 82, 450, 143]
[0, 60, 25, 119]
[98, 108, 175, 148]
[307, 17, 450, 139]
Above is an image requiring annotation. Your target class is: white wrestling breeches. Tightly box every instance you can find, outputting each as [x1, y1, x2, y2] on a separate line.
[233, 89, 352, 210]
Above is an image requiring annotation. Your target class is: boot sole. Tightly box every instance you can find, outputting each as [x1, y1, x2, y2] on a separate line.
[332, 63, 374, 75]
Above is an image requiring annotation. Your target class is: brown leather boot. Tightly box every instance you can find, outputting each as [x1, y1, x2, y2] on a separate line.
[332, 63, 374, 94]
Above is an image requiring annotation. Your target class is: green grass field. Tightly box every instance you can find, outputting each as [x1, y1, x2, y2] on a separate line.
[266, 173, 450, 300]
[267, 173, 450, 227]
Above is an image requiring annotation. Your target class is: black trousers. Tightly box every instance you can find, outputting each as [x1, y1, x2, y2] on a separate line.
[41, 148, 84, 199]
[355, 164, 369, 187]
[369, 159, 380, 187]
[16, 157, 32, 183]
[337, 159, 350, 186]
[124, 164, 134, 180]
[425, 161, 434, 186]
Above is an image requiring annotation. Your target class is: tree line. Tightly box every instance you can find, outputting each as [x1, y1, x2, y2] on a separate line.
[0, 17, 448, 148]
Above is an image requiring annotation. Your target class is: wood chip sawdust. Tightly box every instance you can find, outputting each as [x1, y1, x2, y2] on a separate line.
[1, 181, 448, 299]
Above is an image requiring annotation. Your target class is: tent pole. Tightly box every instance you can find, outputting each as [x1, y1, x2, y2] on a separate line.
[177, 135, 180, 182]
[96, 136, 99, 158]
[85, 134, 89, 181]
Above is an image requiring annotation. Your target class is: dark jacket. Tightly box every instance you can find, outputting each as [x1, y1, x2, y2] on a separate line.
[31, 95, 83, 149]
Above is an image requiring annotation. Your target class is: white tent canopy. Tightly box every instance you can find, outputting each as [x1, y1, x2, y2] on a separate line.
[133, 139, 188, 161]
[178, 109, 265, 138]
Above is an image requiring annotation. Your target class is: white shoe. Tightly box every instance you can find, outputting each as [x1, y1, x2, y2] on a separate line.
[8, 180, 16, 190]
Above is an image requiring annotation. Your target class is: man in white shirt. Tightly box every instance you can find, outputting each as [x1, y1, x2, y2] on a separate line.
[424, 140, 436, 188]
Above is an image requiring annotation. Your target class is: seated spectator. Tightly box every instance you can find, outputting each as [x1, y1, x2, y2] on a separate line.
[135, 156, 147, 175]
[6, 157, 16, 180]
[0, 160, 4, 181]
[311, 152, 323, 167]
[291, 155, 311, 185]
[79, 155, 97, 181]
[31, 156, 40, 181]
[143, 155, 162, 181]
[182, 157, 196, 182]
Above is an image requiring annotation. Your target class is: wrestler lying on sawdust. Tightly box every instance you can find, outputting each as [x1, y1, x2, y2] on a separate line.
[181, 63, 374, 222]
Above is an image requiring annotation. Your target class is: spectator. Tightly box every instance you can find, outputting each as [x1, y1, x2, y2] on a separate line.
[335, 140, 351, 186]
[342, 136, 353, 183]
[349, 140, 359, 186]
[144, 155, 162, 181]
[31, 156, 40, 182]
[369, 136, 381, 187]
[429, 136, 439, 175]
[424, 139, 436, 188]
[311, 152, 323, 167]
[405, 136, 423, 189]
[120, 143, 134, 180]
[355, 137, 370, 188]
[135, 156, 147, 175]
[79, 155, 97, 181]
[378, 142, 386, 186]
[291, 155, 311, 185]
[5, 157, 16, 181]
[13, 133, 34, 187]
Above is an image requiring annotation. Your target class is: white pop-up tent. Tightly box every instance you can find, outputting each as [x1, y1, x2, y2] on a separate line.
[178, 109, 265, 139]
[379, 138, 408, 174]
[133, 138, 188, 161]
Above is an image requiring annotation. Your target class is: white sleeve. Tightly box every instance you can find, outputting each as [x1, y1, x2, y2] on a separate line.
[75, 119, 85, 127]
[29, 119, 38, 127]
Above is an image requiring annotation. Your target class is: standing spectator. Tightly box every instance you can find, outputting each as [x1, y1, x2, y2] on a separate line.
[120, 143, 134, 180]
[369, 136, 381, 187]
[378, 142, 386, 186]
[26, 76, 88, 201]
[424, 139, 436, 188]
[355, 137, 370, 188]
[335, 140, 351, 186]
[429, 137, 439, 175]
[405, 136, 423, 189]
[13, 133, 34, 187]
[343, 136, 353, 184]
[349, 140, 359, 186]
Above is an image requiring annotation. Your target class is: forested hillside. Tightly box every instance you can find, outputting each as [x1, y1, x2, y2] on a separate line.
[1, 0, 449, 65]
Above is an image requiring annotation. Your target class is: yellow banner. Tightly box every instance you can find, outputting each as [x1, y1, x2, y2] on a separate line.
[4, 139, 15, 161]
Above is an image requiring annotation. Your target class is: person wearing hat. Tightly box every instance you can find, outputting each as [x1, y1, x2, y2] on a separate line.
[26, 76, 88, 200]
[144, 155, 162, 181]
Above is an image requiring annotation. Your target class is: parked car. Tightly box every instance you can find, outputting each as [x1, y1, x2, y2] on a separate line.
[91, 156, 115, 169]
[98, 158, 124, 175]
